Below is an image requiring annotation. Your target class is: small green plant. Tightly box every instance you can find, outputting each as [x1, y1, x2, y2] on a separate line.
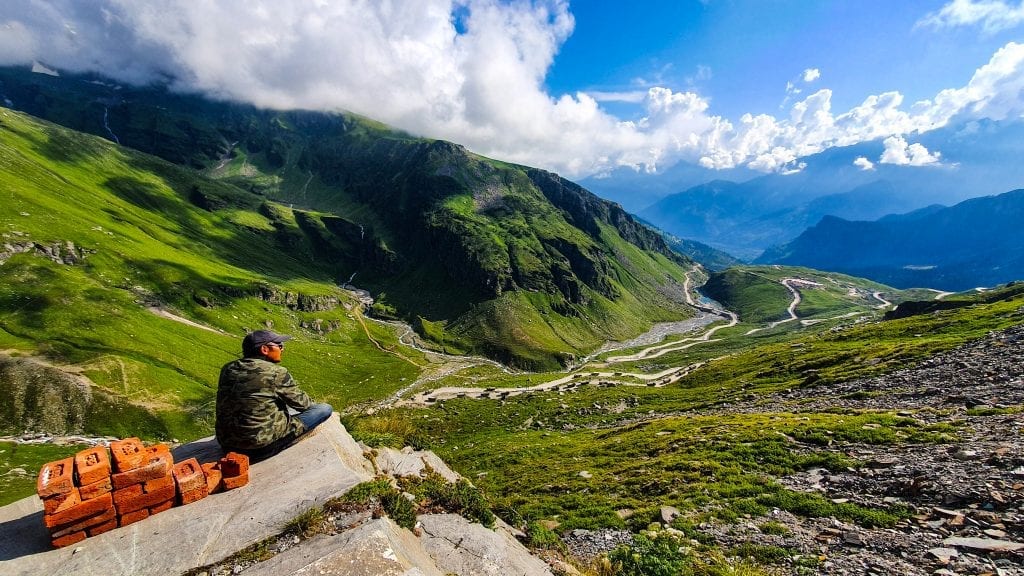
[757, 521, 790, 536]
[283, 506, 326, 537]
[730, 542, 792, 564]
[525, 521, 565, 551]
[329, 478, 416, 530]
[234, 540, 276, 564]
[412, 472, 495, 528]
[608, 532, 689, 576]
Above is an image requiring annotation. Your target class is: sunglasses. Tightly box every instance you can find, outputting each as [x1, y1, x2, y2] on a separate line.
[264, 342, 285, 349]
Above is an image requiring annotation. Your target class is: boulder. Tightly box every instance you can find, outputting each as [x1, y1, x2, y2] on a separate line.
[246, 518, 445, 576]
[373, 447, 460, 482]
[418, 513, 554, 576]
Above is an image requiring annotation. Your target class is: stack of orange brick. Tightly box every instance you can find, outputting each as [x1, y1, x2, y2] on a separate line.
[110, 438, 176, 529]
[36, 440, 251, 548]
[37, 446, 116, 548]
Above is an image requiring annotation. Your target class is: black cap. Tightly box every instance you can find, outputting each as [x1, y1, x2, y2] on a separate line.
[242, 329, 292, 355]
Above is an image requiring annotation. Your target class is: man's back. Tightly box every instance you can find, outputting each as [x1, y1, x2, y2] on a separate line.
[216, 357, 306, 450]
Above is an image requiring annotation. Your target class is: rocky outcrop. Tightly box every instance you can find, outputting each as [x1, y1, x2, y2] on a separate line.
[0, 356, 91, 435]
[246, 518, 446, 576]
[0, 239, 94, 266]
[254, 285, 342, 312]
[0, 416, 553, 576]
[419, 513, 553, 576]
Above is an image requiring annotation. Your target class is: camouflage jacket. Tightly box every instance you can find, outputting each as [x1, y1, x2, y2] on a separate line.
[215, 358, 313, 450]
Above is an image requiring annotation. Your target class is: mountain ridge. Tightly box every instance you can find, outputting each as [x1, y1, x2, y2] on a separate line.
[756, 188, 1024, 290]
[0, 66, 696, 370]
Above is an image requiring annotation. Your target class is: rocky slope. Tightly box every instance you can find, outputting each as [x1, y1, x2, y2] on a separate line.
[689, 323, 1024, 575]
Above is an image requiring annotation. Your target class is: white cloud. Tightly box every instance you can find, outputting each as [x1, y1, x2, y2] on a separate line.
[919, 0, 1024, 33]
[879, 135, 942, 166]
[854, 156, 875, 170]
[0, 2, 1023, 178]
[586, 90, 648, 103]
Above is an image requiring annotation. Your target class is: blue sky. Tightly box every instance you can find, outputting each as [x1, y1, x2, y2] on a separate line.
[2, 1, 1024, 178]
[548, 1, 1021, 118]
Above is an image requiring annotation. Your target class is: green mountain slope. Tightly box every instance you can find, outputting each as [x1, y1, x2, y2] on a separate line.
[0, 67, 695, 370]
[0, 107, 421, 441]
[701, 266, 897, 324]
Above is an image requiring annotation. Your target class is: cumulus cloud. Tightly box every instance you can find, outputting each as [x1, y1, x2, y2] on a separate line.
[854, 156, 875, 170]
[879, 135, 942, 166]
[918, 0, 1024, 33]
[1, 1, 1023, 178]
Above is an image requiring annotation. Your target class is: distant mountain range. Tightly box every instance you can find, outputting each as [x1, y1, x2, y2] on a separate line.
[584, 118, 1024, 261]
[756, 188, 1024, 290]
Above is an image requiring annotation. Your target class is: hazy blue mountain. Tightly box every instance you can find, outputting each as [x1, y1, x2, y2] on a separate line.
[661, 236, 743, 272]
[601, 118, 1024, 260]
[637, 177, 920, 259]
[756, 188, 1024, 290]
[578, 161, 757, 213]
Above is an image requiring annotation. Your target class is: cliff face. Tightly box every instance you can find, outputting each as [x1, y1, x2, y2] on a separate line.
[0, 417, 552, 576]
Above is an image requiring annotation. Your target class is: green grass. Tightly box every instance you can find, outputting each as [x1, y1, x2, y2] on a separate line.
[0, 442, 91, 506]
[353, 286, 1024, 540]
[0, 108, 420, 443]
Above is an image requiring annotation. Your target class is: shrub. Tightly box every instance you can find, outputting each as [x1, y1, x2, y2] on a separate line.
[329, 478, 416, 530]
[525, 521, 565, 551]
[608, 532, 688, 576]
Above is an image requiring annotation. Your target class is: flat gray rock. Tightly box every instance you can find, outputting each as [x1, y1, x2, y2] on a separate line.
[0, 416, 373, 576]
[247, 518, 444, 576]
[942, 536, 1024, 552]
[374, 447, 460, 482]
[418, 513, 554, 576]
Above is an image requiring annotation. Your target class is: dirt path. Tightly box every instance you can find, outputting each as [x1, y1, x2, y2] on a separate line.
[147, 307, 224, 334]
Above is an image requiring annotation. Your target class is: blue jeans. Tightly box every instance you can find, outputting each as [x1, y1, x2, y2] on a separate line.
[236, 403, 334, 463]
[295, 402, 334, 432]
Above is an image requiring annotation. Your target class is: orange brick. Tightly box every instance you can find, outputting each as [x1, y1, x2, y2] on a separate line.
[179, 485, 208, 505]
[143, 472, 174, 493]
[42, 487, 81, 515]
[79, 477, 113, 501]
[222, 471, 249, 491]
[87, 517, 118, 537]
[173, 458, 206, 494]
[112, 451, 172, 489]
[114, 481, 176, 515]
[118, 508, 149, 527]
[220, 452, 249, 478]
[37, 457, 75, 498]
[149, 499, 174, 514]
[202, 462, 223, 494]
[51, 531, 86, 548]
[112, 484, 143, 509]
[74, 446, 111, 486]
[109, 438, 146, 472]
[50, 507, 116, 538]
[44, 492, 113, 529]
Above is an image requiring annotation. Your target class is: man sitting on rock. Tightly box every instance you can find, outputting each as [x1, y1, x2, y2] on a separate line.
[216, 329, 333, 462]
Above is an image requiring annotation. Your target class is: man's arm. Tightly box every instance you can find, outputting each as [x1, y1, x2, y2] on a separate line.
[276, 370, 314, 412]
